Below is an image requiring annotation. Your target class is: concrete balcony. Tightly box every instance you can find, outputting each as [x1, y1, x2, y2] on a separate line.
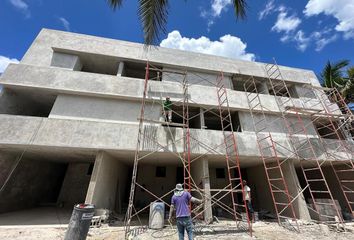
[0, 64, 328, 115]
[0, 115, 351, 164]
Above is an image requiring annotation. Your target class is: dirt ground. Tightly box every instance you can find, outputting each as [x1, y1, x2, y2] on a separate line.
[0, 220, 353, 240]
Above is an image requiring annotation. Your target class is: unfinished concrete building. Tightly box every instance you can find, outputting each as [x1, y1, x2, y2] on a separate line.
[0, 29, 353, 234]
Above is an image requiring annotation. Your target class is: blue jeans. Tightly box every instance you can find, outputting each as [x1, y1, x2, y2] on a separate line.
[176, 216, 193, 240]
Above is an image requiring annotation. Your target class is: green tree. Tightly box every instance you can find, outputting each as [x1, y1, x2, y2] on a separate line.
[320, 60, 354, 102]
[342, 66, 354, 102]
[320, 60, 349, 89]
[106, 0, 248, 45]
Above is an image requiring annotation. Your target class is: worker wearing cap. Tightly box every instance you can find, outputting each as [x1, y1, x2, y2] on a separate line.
[163, 96, 173, 123]
[243, 180, 255, 223]
[168, 183, 202, 240]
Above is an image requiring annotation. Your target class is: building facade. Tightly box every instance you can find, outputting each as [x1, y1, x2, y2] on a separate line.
[0, 29, 353, 224]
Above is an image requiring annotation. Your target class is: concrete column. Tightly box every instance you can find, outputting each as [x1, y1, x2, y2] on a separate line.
[50, 52, 82, 70]
[258, 81, 269, 94]
[191, 158, 212, 223]
[117, 62, 125, 76]
[85, 151, 127, 211]
[282, 160, 311, 220]
[200, 108, 206, 129]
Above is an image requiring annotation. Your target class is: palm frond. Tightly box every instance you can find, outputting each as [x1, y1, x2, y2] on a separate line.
[232, 0, 248, 19]
[332, 59, 349, 72]
[320, 60, 349, 88]
[347, 66, 354, 80]
[106, 0, 124, 10]
[138, 0, 169, 45]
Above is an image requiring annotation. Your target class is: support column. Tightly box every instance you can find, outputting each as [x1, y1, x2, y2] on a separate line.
[258, 81, 269, 94]
[191, 158, 212, 223]
[200, 108, 206, 129]
[85, 151, 127, 211]
[117, 62, 125, 76]
[282, 160, 311, 220]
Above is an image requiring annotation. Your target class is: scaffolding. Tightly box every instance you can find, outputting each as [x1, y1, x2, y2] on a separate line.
[307, 87, 354, 216]
[263, 59, 350, 224]
[124, 62, 252, 239]
[243, 75, 299, 230]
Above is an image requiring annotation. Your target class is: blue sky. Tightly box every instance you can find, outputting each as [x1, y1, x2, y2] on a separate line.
[1, 0, 354, 79]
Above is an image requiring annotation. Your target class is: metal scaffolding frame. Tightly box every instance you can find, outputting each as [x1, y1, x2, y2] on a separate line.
[124, 62, 252, 239]
[307, 87, 354, 216]
[243, 75, 299, 230]
[263, 59, 348, 224]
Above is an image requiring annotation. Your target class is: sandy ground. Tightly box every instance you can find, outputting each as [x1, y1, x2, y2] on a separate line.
[0, 220, 353, 240]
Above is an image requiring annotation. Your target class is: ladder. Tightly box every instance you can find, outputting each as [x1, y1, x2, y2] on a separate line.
[332, 161, 354, 216]
[124, 62, 150, 238]
[182, 73, 192, 193]
[311, 87, 354, 216]
[244, 76, 298, 228]
[265, 60, 343, 223]
[216, 72, 252, 235]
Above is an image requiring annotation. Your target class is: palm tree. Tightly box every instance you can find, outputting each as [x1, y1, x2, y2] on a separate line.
[342, 66, 354, 102]
[319, 60, 349, 89]
[106, 0, 248, 45]
[319, 60, 354, 102]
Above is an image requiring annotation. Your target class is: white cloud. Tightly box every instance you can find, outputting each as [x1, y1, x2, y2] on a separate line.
[200, 0, 232, 30]
[9, 0, 30, 18]
[304, 0, 354, 39]
[59, 17, 71, 31]
[314, 33, 338, 51]
[160, 30, 255, 61]
[258, 0, 275, 20]
[294, 30, 310, 51]
[0, 55, 19, 73]
[211, 0, 232, 17]
[280, 28, 337, 52]
[272, 10, 301, 33]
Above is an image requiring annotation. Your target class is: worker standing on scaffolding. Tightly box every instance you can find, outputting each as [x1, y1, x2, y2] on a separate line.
[243, 180, 255, 223]
[168, 183, 202, 240]
[163, 96, 173, 123]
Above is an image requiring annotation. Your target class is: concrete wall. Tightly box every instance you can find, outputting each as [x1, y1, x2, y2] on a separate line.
[51, 52, 82, 70]
[0, 89, 50, 117]
[322, 165, 351, 212]
[239, 112, 318, 136]
[0, 64, 328, 117]
[163, 68, 233, 89]
[246, 164, 275, 213]
[85, 152, 128, 211]
[0, 157, 67, 213]
[49, 94, 160, 123]
[0, 151, 18, 188]
[19, 29, 320, 86]
[135, 164, 176, 208]
[57, 162, 91, 208]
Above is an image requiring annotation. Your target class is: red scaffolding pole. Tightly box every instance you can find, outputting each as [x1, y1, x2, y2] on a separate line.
[124, 62, 253, 238]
